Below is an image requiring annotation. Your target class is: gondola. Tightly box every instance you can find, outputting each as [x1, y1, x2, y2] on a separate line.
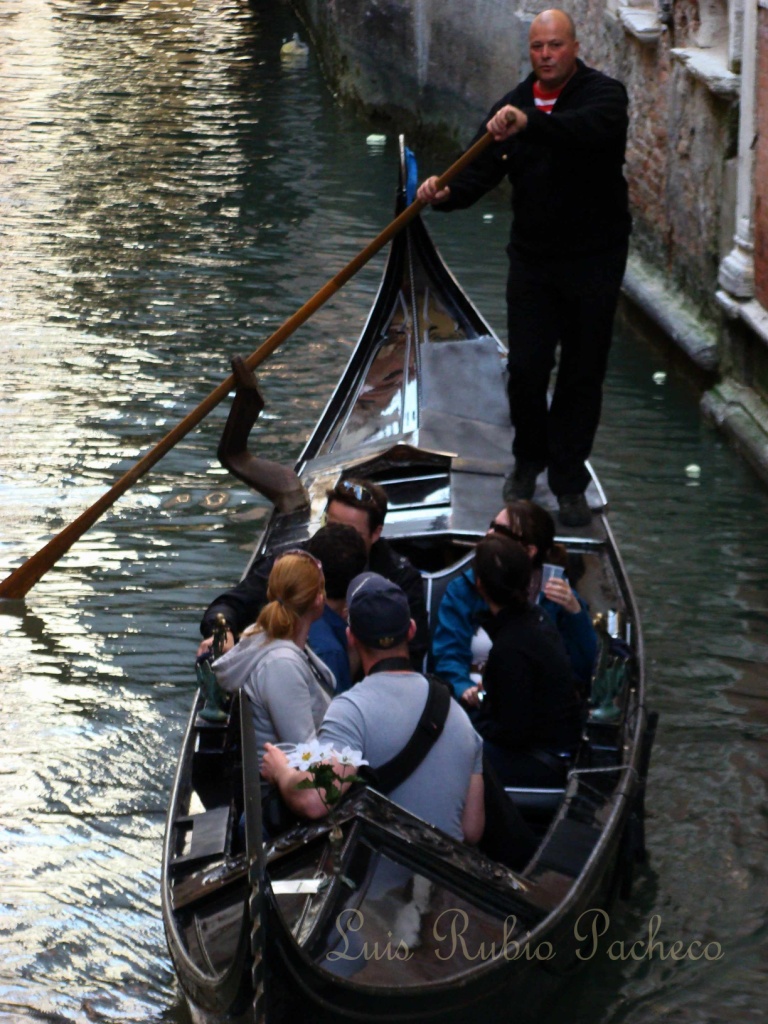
[162, 139, 656, 1024]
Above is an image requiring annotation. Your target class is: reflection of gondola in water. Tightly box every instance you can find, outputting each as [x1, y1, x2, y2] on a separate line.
[162, 139, 657, 1023]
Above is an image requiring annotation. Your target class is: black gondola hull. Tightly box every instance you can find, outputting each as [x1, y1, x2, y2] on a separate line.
[163, 140, 652, 1024]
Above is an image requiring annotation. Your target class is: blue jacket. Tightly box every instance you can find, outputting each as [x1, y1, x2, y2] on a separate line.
[308, 604, 352, 693]
[432, 568, 597, 697]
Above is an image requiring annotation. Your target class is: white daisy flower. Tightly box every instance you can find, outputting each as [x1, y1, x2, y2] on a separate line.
[288, 739, 334, 769]
[332, 747, 369, 768]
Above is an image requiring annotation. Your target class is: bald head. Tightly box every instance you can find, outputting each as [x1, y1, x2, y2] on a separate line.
[531, 9, 577, 40]
[529, 9, 579, 90]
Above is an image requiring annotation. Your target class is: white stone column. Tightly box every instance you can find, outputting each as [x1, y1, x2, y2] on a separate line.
[728, 0, 745, 71]
[718, 0, 758, 297]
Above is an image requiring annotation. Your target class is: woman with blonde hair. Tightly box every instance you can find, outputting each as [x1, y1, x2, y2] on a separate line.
[213, 549, 334, 751]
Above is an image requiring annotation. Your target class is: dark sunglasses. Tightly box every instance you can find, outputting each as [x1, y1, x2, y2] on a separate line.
[489, 520, 524, 543]
[336, 479, 377, 507]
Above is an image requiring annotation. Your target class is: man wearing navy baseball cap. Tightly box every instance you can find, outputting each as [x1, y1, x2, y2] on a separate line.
[262, 573, 486, 844]
[345, 571, 413, 651]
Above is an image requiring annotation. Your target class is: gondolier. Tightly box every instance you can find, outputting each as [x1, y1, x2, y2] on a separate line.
[417, 8, 632, 527]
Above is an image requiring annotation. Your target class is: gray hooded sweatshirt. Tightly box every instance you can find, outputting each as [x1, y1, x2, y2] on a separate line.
[213, 632, 335, 753]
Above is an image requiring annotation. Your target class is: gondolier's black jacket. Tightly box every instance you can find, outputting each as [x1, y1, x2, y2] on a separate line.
[200, 538, 430, 670]
[433, 59, 632, 258]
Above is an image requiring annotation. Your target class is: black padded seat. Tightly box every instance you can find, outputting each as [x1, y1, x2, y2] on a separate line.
[169, 804, 233, 874]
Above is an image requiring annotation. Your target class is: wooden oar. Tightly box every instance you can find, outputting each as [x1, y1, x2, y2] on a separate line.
[0, 131, 496, 600]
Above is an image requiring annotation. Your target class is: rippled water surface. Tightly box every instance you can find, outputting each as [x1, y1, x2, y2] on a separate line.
[1, 2, 767, 1022]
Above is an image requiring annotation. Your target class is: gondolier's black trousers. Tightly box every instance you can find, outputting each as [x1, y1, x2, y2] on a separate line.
[505, 242, 628, 498]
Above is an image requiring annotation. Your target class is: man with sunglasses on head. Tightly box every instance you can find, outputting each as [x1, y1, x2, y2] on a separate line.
[199, 477, 429, 671]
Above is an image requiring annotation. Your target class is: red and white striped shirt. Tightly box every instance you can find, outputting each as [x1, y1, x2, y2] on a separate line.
[533, 79, 564, 114]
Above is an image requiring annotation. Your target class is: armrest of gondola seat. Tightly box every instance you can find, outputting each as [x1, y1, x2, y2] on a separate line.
[505, 786, 566, 816]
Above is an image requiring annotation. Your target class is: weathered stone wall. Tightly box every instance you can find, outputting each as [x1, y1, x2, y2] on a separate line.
[755, 6, 768, 308]
[294, 0, 530, 137]
[634, 54, 736, 322]
[591, 10, 736, 325]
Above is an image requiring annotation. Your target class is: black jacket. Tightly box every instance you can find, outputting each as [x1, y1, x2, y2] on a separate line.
[474, 603, 583, 753]
[200, 537, 430, 669]
[435, 60, 631, 258]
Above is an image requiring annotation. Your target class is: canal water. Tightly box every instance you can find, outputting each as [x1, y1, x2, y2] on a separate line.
[1, 1, 766, 1022]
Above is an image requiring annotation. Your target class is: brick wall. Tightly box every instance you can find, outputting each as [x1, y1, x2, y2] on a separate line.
[571, 0, 737, 319]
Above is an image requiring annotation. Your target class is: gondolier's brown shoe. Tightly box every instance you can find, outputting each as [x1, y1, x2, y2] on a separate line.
[502, 464, 540, 501]
[558, 492, 591, 527]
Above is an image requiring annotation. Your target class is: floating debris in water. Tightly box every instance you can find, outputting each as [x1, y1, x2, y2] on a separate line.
[366, 134, 387, 147]
[483, 213, 494, 222]
[280, 32, 309, 56]
[685, 464, 701, 479]
[652, 371, 667, 385]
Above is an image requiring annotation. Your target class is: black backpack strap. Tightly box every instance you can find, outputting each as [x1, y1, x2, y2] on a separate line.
[361, 676, 452, 795]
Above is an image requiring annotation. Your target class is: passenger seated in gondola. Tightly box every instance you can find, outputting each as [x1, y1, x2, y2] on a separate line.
[470, 534, 584, 788]
[432, 499, 597, 709]
[304, 522, 367, 692]
[198, 476, 429, 669]
[212, 550, 334, 750]
[201, 523, 365, 693]
[262, 573, 486, 844]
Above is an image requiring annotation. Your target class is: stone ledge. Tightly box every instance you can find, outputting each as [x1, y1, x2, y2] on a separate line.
[737, 298, 768, 349]
[701, 381, 768, 487]
[618, 5, 663, 43]
[622, 256, 719, 372]
[716, 292, 768, 354]
[671, 47, 740, 98]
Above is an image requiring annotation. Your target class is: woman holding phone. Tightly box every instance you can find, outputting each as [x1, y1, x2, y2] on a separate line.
[432, 499, 597, 708]
[470, 533, 584, 788]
